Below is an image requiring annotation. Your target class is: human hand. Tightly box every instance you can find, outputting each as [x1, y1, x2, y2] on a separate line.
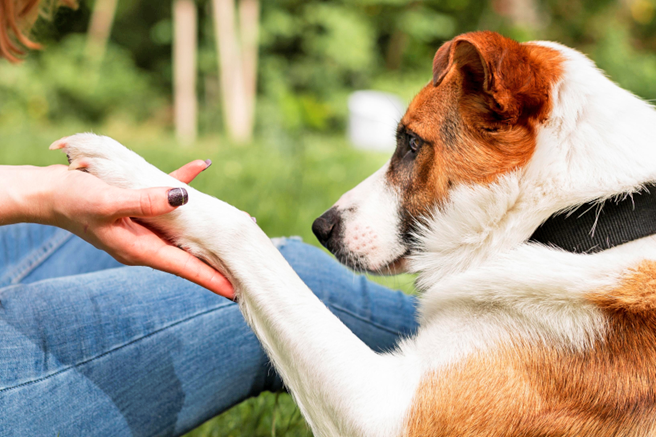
[36, 160, 235, 299]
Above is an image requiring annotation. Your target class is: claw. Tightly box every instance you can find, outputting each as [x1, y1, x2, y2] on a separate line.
[68, 159, 90, 171]
[49, 136, 70, 150]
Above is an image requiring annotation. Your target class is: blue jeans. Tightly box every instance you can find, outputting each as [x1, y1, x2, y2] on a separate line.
[0, 224, 418, 436]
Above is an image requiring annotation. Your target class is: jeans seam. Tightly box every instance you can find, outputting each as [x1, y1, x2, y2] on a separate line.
[4, 230, 73, 286]
[0, 301, 235, 393]
[328, 303, 405, 336]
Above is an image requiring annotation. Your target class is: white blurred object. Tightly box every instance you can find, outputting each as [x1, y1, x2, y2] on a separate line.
[348, 91, 405, 152]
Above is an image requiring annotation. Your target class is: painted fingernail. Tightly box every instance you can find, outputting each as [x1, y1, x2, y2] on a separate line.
[203, 159, 212, 170]
[168, 187, 188, 207]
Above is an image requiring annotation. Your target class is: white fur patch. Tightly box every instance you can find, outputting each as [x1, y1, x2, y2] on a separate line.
[334, 162, 406, 271]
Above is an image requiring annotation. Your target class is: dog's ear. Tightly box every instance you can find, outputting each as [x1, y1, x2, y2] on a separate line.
[433, 31, 549, 125]
[432, 36, 491, 90]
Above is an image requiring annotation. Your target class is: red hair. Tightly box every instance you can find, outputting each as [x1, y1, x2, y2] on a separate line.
[0, 0, 42, 62]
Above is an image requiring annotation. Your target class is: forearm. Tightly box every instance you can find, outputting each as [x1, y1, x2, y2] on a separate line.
[0, 165, 54, 226]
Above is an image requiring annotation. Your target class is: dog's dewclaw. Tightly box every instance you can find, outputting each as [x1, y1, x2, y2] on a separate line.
[68, 159, 90, 171]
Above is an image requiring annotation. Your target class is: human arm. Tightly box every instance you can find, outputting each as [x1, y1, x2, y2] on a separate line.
[0, 162, 234, 299]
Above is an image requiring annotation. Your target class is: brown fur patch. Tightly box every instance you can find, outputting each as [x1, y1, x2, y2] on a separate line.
[389, 32, 563, 237]
[404, 262, 656, 436]
[590, 261, 656, 314]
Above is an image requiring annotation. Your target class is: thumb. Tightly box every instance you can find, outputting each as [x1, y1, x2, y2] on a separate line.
[112, 186, 189, 218]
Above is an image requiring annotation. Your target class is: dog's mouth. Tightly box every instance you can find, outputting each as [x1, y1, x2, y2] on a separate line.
[375, 252, 410, 275]
[332, 248, 410, 275]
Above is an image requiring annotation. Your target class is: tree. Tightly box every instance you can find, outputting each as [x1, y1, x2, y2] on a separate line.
[86, 0, 119, 61]
[493, 0, 543, 29]
[211, 0, 259, 144]
[173, 0, 198, 145]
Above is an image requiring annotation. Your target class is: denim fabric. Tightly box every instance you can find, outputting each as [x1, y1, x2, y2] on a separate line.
[0, 224, 418, 436]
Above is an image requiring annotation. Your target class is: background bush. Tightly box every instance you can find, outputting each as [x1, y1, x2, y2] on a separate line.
[4, 0, 656, 135]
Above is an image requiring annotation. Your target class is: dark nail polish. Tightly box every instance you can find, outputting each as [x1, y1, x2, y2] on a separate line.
[203, 159, 212, 170]
[168, 187, 188, 207]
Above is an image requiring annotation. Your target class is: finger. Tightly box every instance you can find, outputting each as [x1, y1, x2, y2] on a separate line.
[103, 219, 234, 298]
[148, 244, 235, 299]
[169, 160, 211, 184]
[112, 186, 189, 218]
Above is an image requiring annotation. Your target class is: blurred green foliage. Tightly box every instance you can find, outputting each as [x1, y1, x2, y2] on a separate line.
[4, 0, 656, 134]
[0, 35, 162, 126]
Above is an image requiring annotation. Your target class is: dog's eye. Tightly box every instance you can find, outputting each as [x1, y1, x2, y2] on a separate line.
[409, 136, 422, 152]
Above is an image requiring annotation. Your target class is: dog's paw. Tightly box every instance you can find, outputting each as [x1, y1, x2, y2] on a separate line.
[50, 133, 167, 190]
[50, 133, 131, 172]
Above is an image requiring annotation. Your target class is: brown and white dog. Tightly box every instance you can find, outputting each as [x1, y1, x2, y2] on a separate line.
[53, 31, 656, 436]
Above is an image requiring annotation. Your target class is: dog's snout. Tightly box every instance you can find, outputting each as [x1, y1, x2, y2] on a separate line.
[312, 207, 341, 248]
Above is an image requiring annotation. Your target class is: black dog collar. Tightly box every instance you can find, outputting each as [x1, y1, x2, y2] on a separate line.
[529, 183, 656, 253]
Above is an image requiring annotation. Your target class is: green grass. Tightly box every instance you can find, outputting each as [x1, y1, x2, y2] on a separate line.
[185, 393, 312, 437]
[2, 121, 416, 436]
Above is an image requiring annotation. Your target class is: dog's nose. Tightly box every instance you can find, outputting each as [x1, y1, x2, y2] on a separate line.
[312, 207, 341, 248]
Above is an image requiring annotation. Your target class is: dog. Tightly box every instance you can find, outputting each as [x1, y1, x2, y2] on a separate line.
[51, 30, 656, 436]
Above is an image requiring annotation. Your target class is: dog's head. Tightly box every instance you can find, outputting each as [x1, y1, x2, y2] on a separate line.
[313, 31, 563, 273]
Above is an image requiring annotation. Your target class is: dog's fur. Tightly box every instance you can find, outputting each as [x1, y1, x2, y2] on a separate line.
[52, 31, 656, 436]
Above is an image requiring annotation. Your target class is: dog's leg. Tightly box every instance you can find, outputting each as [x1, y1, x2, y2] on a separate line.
[51, 134, 421, 437]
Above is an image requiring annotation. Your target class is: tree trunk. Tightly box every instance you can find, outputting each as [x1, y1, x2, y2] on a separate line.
[173, 0, 198, 145]
[238, 0, 259, 140]
[211, 0, 259, 144]
[86, 0, 119, 61]
[493, 0, 543, 29]
[385, 30, 409, 71]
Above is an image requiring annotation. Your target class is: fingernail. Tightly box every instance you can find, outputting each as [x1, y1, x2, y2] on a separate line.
[203, 159, 212, 170]
[168, 187, 188, 207]
[251, 216, 257, 223]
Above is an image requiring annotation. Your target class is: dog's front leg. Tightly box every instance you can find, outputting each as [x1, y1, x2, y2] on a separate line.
[227, 229, 420, 436]
[53, 134, 421, 437]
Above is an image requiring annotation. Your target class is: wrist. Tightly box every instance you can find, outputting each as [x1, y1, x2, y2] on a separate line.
[0, 165, 58, 225]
